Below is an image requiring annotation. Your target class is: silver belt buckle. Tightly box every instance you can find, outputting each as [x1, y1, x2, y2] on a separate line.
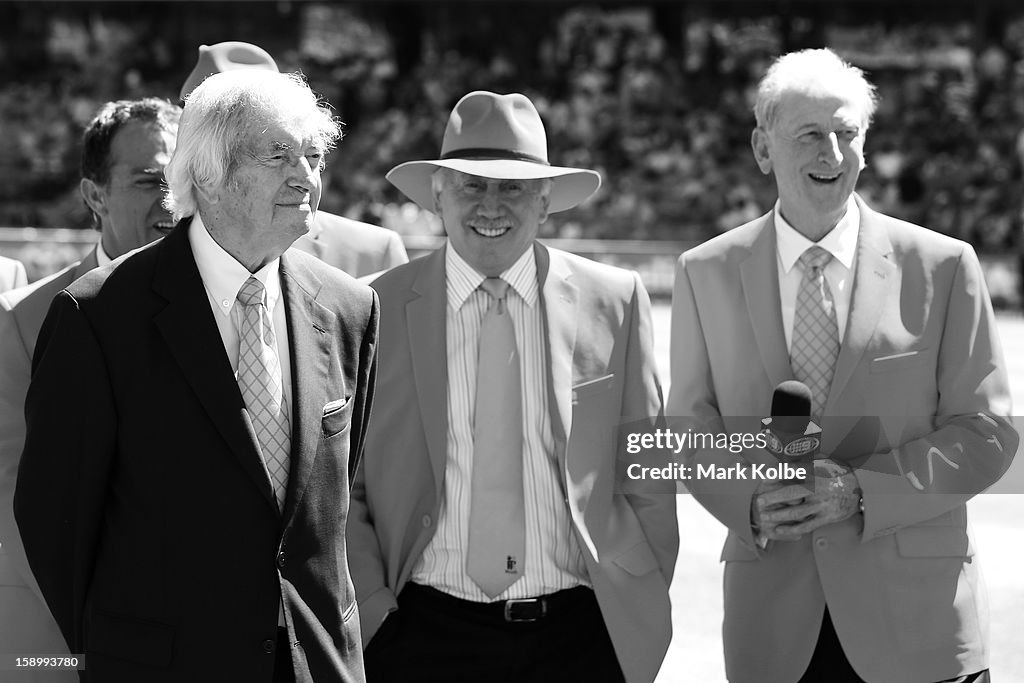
[503, 597, 547, 622]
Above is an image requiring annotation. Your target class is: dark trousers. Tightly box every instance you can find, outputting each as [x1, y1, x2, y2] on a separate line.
[798, 609, 990, 683]
[364, 583, 624, 683]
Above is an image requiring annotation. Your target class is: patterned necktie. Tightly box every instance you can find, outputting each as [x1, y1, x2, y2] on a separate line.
[236, 276, 290, 511]
[791, 246, 840, 417]
[467, 277, 526, 598]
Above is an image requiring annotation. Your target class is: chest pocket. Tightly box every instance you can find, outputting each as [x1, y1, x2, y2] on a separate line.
[322, 397, 352, 438]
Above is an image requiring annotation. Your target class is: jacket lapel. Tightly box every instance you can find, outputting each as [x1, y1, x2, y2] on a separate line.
[408, 248, 449, 492]
[536, 244, 578, 469]
[828, 198, 896, 407]
[740, 213, 792, 389]
[279, 252, 334, 520]
[152, 219, 278, 513]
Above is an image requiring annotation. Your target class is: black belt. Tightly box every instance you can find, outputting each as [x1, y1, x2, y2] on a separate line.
[401, 583, 595, 624]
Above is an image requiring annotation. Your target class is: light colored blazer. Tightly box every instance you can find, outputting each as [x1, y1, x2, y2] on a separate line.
[0, 255, 28, 293]
[292, 210, 408, 278]
[0, 251, 97, 682]
[347, 242, 678, 683]
[668, 196, 1017, 683]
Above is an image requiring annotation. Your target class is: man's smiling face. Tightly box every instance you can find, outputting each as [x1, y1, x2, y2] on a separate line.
[752, 82, 867, 240]
[91, 120, 177, 258]
[434, 168, 550, 277]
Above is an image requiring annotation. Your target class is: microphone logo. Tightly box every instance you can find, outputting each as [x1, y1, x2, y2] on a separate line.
[783, 435, 820, 457]
[760, 416, 821, 460]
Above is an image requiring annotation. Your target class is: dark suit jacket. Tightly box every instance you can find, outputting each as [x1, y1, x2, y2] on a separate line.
[14, 220, 378, 683]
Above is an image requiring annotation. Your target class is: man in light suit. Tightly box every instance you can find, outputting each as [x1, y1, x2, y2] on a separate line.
[181, 41, 408, 277]
[347, 91, 677, 683]
[668, 49, 1016, 683]
[15, 71, 377, 682]
[0, 255, 27, 292]
[0, 97, 179, 681]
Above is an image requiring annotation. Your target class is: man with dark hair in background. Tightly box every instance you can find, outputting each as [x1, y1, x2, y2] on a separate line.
[0, 97, 179, 682]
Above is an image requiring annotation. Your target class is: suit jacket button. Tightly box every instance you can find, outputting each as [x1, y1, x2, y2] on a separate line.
[422, 515, 431, 527]
[262, 638, 275, 654]
[814, 538, 828, 550]
[277, 552, 286, 568]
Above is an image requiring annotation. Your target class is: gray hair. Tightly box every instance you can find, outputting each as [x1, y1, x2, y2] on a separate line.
[753, 48, 878, 131]
[164, 70, 341, 220]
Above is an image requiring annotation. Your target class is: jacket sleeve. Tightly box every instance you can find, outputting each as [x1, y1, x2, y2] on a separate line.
[347, 289, 379, 487]
[0, 304, 48, 606]
[855, 244, 1018, 537]
[619, 271, 679, 582]
[346, 287, 397, 647]
[667, 253, 765, 550]
[14, 291, 118, 652]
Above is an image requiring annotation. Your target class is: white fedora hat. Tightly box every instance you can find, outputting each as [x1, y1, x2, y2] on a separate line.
[180, 42, 278, 102]
[386, 91, 601, 213]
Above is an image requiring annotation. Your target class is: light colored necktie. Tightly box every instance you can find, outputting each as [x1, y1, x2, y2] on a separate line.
[791, 246, 840, 417]
[467, 277, 526, 598]
[236, 276, 291, 511]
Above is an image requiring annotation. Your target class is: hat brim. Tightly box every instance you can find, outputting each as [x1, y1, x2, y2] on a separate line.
[386, 158, 601, 214]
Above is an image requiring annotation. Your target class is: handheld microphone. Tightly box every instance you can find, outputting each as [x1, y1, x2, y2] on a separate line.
[761, 381, 820, 480]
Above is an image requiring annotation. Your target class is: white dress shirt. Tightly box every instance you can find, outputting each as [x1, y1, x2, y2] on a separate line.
[775, 198, 860, 350]
[188, 213, 292, 400]
[411, 245, 588, 602]
[189, 213, 292, 625]
[95, 237, 112, 267]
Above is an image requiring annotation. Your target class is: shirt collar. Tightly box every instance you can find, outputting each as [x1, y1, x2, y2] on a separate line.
[775, 197, 859, 274]
[95, 234, 112, 267]
[446, 243, 539, 311]
[189, 212, 282, 317]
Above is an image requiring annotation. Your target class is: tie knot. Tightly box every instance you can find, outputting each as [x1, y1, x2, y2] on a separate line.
[480, 277, 510, 302]
[236, 276, 266, 307]
[798, 246, 832, 273]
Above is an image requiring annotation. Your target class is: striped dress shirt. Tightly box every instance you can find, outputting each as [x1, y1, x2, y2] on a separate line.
[410, 245, 588, 602]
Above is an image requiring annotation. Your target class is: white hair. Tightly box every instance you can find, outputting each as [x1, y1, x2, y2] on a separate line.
[164, 70, 341, 220]
[754, 48, 878, 131]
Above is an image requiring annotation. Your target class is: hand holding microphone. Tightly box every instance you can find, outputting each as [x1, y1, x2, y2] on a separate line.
[752, 381, 818, 543]
[752, 381, 861, 544]
[761, 380, 820, 480]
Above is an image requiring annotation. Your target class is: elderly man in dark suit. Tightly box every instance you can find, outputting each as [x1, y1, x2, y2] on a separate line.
[15, 71, 377, 683]
[181, 41, 408, 278]
[0, 97, 179, 682]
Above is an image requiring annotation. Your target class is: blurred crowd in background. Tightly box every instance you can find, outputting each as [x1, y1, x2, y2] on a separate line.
[2, 1, 1024, 253]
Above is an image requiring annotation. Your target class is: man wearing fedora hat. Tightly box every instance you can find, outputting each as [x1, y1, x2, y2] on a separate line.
[347, 90, 678, 682]
[181, 41, 408, 279]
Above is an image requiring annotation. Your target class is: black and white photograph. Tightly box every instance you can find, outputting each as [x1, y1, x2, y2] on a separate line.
[1, 1, 1023, 681]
